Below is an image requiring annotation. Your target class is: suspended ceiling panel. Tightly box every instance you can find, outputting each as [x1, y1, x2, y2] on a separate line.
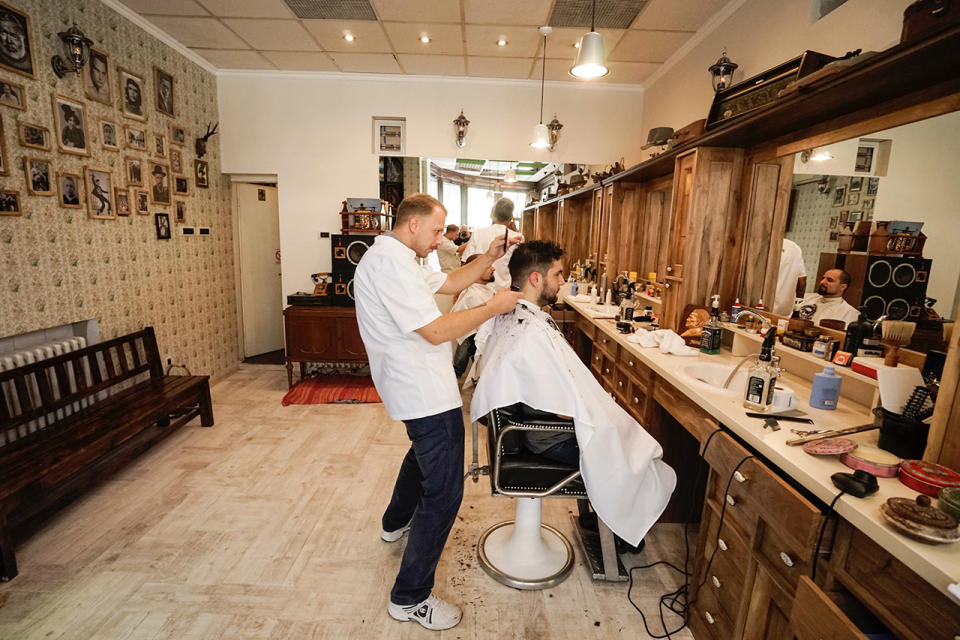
[117, 0, 727, 85]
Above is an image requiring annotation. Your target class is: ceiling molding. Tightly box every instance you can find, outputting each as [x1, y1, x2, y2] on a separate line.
[99, 0, 219, 74]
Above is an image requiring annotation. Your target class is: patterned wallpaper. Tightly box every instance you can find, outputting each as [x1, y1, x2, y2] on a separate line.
[0, 0, 239, 378]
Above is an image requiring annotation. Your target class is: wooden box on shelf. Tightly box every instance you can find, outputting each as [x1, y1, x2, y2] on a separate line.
[339, 200, 394, 235]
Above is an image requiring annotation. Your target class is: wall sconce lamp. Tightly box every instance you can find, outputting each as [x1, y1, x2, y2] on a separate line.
[546, 115, 563, 152]
[453, 110, 470, 148]
[799, 148, 834, 163]
[52, 24, 94, 78]
[708, 49, 738, 93]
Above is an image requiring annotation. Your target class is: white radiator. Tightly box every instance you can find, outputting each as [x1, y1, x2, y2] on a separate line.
[0, 337, 89, 441]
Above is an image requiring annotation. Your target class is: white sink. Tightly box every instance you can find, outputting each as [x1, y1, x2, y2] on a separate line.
[683, 362, 748, 395]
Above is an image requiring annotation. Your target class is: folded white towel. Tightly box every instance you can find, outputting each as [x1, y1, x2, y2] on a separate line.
[627, 329, 698, 356]
[569, 294, 593, 303]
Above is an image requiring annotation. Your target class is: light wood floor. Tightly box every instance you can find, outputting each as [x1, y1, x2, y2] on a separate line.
[0, 364, 694, 639]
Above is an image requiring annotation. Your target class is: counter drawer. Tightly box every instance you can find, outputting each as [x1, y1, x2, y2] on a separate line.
[700, 503, 750, 581]
[755, 520, 811, 592]
[618, 351, 652, 388]
[652, 379, 720, 444]
[624, 381, 647, 422]
[575, 314, 596, 340]
[691, 584, 735, 640]
[593, 332, 618, 360]
[704, 542, 747, 622]
[589, 349, 603, 376]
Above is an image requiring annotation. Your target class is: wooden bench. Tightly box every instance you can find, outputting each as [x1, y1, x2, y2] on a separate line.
[0, 327, 213, 581]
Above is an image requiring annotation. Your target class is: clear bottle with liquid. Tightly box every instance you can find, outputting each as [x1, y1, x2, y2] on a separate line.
[744, 331, 779, 412]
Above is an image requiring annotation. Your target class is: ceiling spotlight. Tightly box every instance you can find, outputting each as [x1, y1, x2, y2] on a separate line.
[570, 0, 608, 79]
[419, 35, 431, 44]
[343, 33, 355, 42]
[496, 39, 507, 46]
[573, 42, 580, 48]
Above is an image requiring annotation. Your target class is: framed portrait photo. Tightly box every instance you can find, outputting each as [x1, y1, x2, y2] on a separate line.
[846, 191, 860, 206]
[154, 66, 174, 117]
[84, 48, 111, 105]
[57, 171, 82, 208]
[174, 200, 186, 224]
[849, 176, 863, 192]
[18, 121, 49, 150]
[372, 117, 405, 156]
[170, 147, 182, 173]
[0, 117, 7, 176]
[148, 160, 171, 205]
[52, 93, 89, 156]
[0, 189, 21, 215]
[115, 187, 131, 216]
[849, 211, 863, 222]
[124, 124, 146, 150]
[155, 212, 171, 239]
[867, 177, 879, 196]
[0, 78, 24, 109]
[125, 156, 143, 186]
[135, 189, 149, 214]
[194, 159, 208, 188]
[854, 144, 875, 174]
[0, 2, 34, 78]
[24, 157, 52, 195]
[118, 67, 146, 121]
[832, 186, 845, 207]
[153, 132, 166, 158]
[101, 118, 119, 150]
[170, 123, 185, 146]
[173, 175, 189, 196]
[84, 166, 116, 220]
[863, 198, 874, 209]
[839, 210, 850, 222]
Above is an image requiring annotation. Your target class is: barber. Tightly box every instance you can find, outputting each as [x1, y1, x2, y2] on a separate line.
[354, 193, 522, 631]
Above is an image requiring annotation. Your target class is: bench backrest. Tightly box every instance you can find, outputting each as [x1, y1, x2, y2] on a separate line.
[0, 327, 162, 449]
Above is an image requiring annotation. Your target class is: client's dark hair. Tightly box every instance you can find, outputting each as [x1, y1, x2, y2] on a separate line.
[837, 269, 851, 287]
[508, 241, 564, 288]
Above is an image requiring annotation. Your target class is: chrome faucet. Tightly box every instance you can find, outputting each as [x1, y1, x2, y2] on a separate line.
[732, 309, 772, 331]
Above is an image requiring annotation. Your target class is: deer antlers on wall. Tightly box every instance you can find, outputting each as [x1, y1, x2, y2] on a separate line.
[195, 122, 219, 158]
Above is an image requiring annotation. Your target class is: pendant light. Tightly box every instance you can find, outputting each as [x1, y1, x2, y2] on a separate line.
[504, 164, 517, 183]
[531, 26, 552, 149]
[570, 0, 608, 79]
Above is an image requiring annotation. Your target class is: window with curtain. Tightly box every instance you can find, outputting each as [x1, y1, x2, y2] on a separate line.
[441, 182, 461, 227]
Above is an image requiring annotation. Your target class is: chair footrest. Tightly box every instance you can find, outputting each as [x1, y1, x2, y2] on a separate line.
[570, 515, 628, 582]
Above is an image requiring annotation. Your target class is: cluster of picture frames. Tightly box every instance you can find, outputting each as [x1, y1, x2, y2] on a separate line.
[0, 0, 209, 239]
[825, 176, 879, 241]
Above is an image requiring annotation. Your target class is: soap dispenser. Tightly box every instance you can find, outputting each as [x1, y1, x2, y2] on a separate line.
[810, 365, 842, 410]
[700, 294, 723, 354]
[744, 330, 779, 412]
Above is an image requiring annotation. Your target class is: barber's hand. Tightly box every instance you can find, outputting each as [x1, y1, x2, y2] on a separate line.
[485, 233, 524, 260]
[486, 288, 523, 315]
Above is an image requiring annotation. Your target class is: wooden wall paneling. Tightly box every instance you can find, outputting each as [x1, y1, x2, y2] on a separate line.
[600, 184, 623, 280]
[521, 208, 536, 236]
[638, 175, 672, 279]
[617, 184, 643, 278]
[571, 195, 593, 266]
[662, 152, 696, 330]
[928, 294, 960, 465]
[590, 187, 604, 270]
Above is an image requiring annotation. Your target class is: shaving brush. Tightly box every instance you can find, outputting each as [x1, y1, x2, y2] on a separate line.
[881, 320, 916, 366]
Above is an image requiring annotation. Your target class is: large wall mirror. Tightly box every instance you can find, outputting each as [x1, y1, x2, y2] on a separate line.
[764, 110, 959, 354]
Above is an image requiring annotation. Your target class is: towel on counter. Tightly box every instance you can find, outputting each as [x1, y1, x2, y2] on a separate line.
[569, 294, 593, 303]
[627, 329, 699, 356]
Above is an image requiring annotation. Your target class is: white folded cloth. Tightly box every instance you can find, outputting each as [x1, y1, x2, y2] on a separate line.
[569, 294, 593, 303]
[628, 329, 699, 356]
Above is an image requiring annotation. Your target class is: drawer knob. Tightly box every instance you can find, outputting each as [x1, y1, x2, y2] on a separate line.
[725, 495, 736, 507]
[595, 355, 600, 361]
[733, 471, 747, 484]
[718, 538, 728, 552]
[779, 552, 794, 568]
[603, 338, 608, 343]
[711, 575, 721, 589]
[704, 611, 715, 625]
[633, 397, 640, 404]
[629, 360, 634, 366]
[605, 368, 610, 374]
[618, 381, 623, 388]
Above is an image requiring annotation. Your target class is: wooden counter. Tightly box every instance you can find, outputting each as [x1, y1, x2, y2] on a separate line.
[282, 306, 366, 388]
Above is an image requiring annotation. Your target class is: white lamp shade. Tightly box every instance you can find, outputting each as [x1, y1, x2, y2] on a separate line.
[530, 123, 550, 148]
[570, 31, 608, 79]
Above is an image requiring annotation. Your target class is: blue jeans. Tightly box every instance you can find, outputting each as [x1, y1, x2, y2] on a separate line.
[538, 437, 580, 467]
[382, 407, 465, 605]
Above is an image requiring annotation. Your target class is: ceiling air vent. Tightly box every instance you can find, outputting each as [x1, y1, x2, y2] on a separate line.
[282, 0, 377, 20]
[548, 0, 647, 29]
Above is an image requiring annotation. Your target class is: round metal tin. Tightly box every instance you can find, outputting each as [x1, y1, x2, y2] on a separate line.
[803, 437, 858, 456]
[899, 460, 960, 497]
[839, 445, 901, 478]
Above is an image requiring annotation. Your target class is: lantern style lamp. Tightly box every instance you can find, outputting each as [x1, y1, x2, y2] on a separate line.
[453, 110, 470, 148]
[52, 24, 94, 78]
[708, 49, 738, 93]
[546, 115, 563, 152]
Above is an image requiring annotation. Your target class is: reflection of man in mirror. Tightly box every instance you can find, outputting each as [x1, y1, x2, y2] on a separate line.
[59, 104, 85, 149]
[773, 237, 806, 316]
[152, 164, 169, 202]
[799, 268, 859, 328]
[61, 175, 79, 205]
[124, 77, 142, 116]
[91, 176, 112, 215]
[86, 51, 109, 102]
[0, 9, 30, 74]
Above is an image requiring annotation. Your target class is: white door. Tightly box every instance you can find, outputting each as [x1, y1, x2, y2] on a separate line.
[236, 183, 283, 357]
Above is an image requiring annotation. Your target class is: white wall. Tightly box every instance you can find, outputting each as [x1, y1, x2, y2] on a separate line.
[218, 72, 645, 295]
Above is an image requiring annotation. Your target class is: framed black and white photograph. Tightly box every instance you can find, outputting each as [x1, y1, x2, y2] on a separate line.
[849, 211, 863, 222]
[125, 124, 146, 150]
[0, 189, 20, 215]
[0, 78, 24, 109]
[0, 2, 34, 78]
[832, 186, 845, 207]
[854, 144, 874, 174]
[52, 94, 88, 156]
[849, 176, 863, 192]
[829, 231, 838, 241]
[84, 166, 116, 220]
[372, 117, 405, 156]
[194, 159, 208, 188]
[154, 66, 174, 117]
[18, 121, 48, 150]
[829, 216, 838, 229]
[155, 212, 171, 239]
[84, 48, 111, 105]
[135, 189, 148, 214]
[153, 132, 166, 158]
[170, 123, 185, 146]
[57, 171, 82, 208]
[867, 177, 879, 196]
[149, 160, 171, 205]
[839, 210, 849, 222]
[863, 198, 874, 209]
[173, 175, 189, 196]
[175, 200, 185, 224]
[115, 187, 131, 216]
[846, 191, 860, 206]
[101, 118, 119, 150]
[0, 117, 6, 176]
[170, 147, 182, 173]
[24, 157, 51, 195]
[118, 67, 146, 121]
[125, 156, 142, 186]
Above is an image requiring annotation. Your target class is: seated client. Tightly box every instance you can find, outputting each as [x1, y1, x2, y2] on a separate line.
[469, 240, 677, 547]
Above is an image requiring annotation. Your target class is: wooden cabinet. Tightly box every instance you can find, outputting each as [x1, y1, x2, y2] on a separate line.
[282, 306, 367, 387]
[789, 576, 868, 640]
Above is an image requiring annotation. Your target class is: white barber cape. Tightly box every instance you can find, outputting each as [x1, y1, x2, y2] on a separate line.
[470, 300, 676, 546]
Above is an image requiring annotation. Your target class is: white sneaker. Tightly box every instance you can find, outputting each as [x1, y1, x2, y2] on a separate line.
[388, 593, 462, 630]
[380, 519, 412, 542]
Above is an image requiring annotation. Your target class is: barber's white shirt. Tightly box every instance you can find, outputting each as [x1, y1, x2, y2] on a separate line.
[354, 234, 461, 421]
[451, 282, 497, 343]
[461, 223, 522, 289]
[774, 238, 806, 316]
[437, 237, 460, 273]
[800, 293, 860, 328]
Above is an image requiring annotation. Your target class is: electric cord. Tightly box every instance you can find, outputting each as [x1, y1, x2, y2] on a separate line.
[811, 490, 846, 582]
[625, 428, 724, 639]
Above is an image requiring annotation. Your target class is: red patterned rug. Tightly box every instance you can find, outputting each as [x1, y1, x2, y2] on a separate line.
[281, 375, 381, 405]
